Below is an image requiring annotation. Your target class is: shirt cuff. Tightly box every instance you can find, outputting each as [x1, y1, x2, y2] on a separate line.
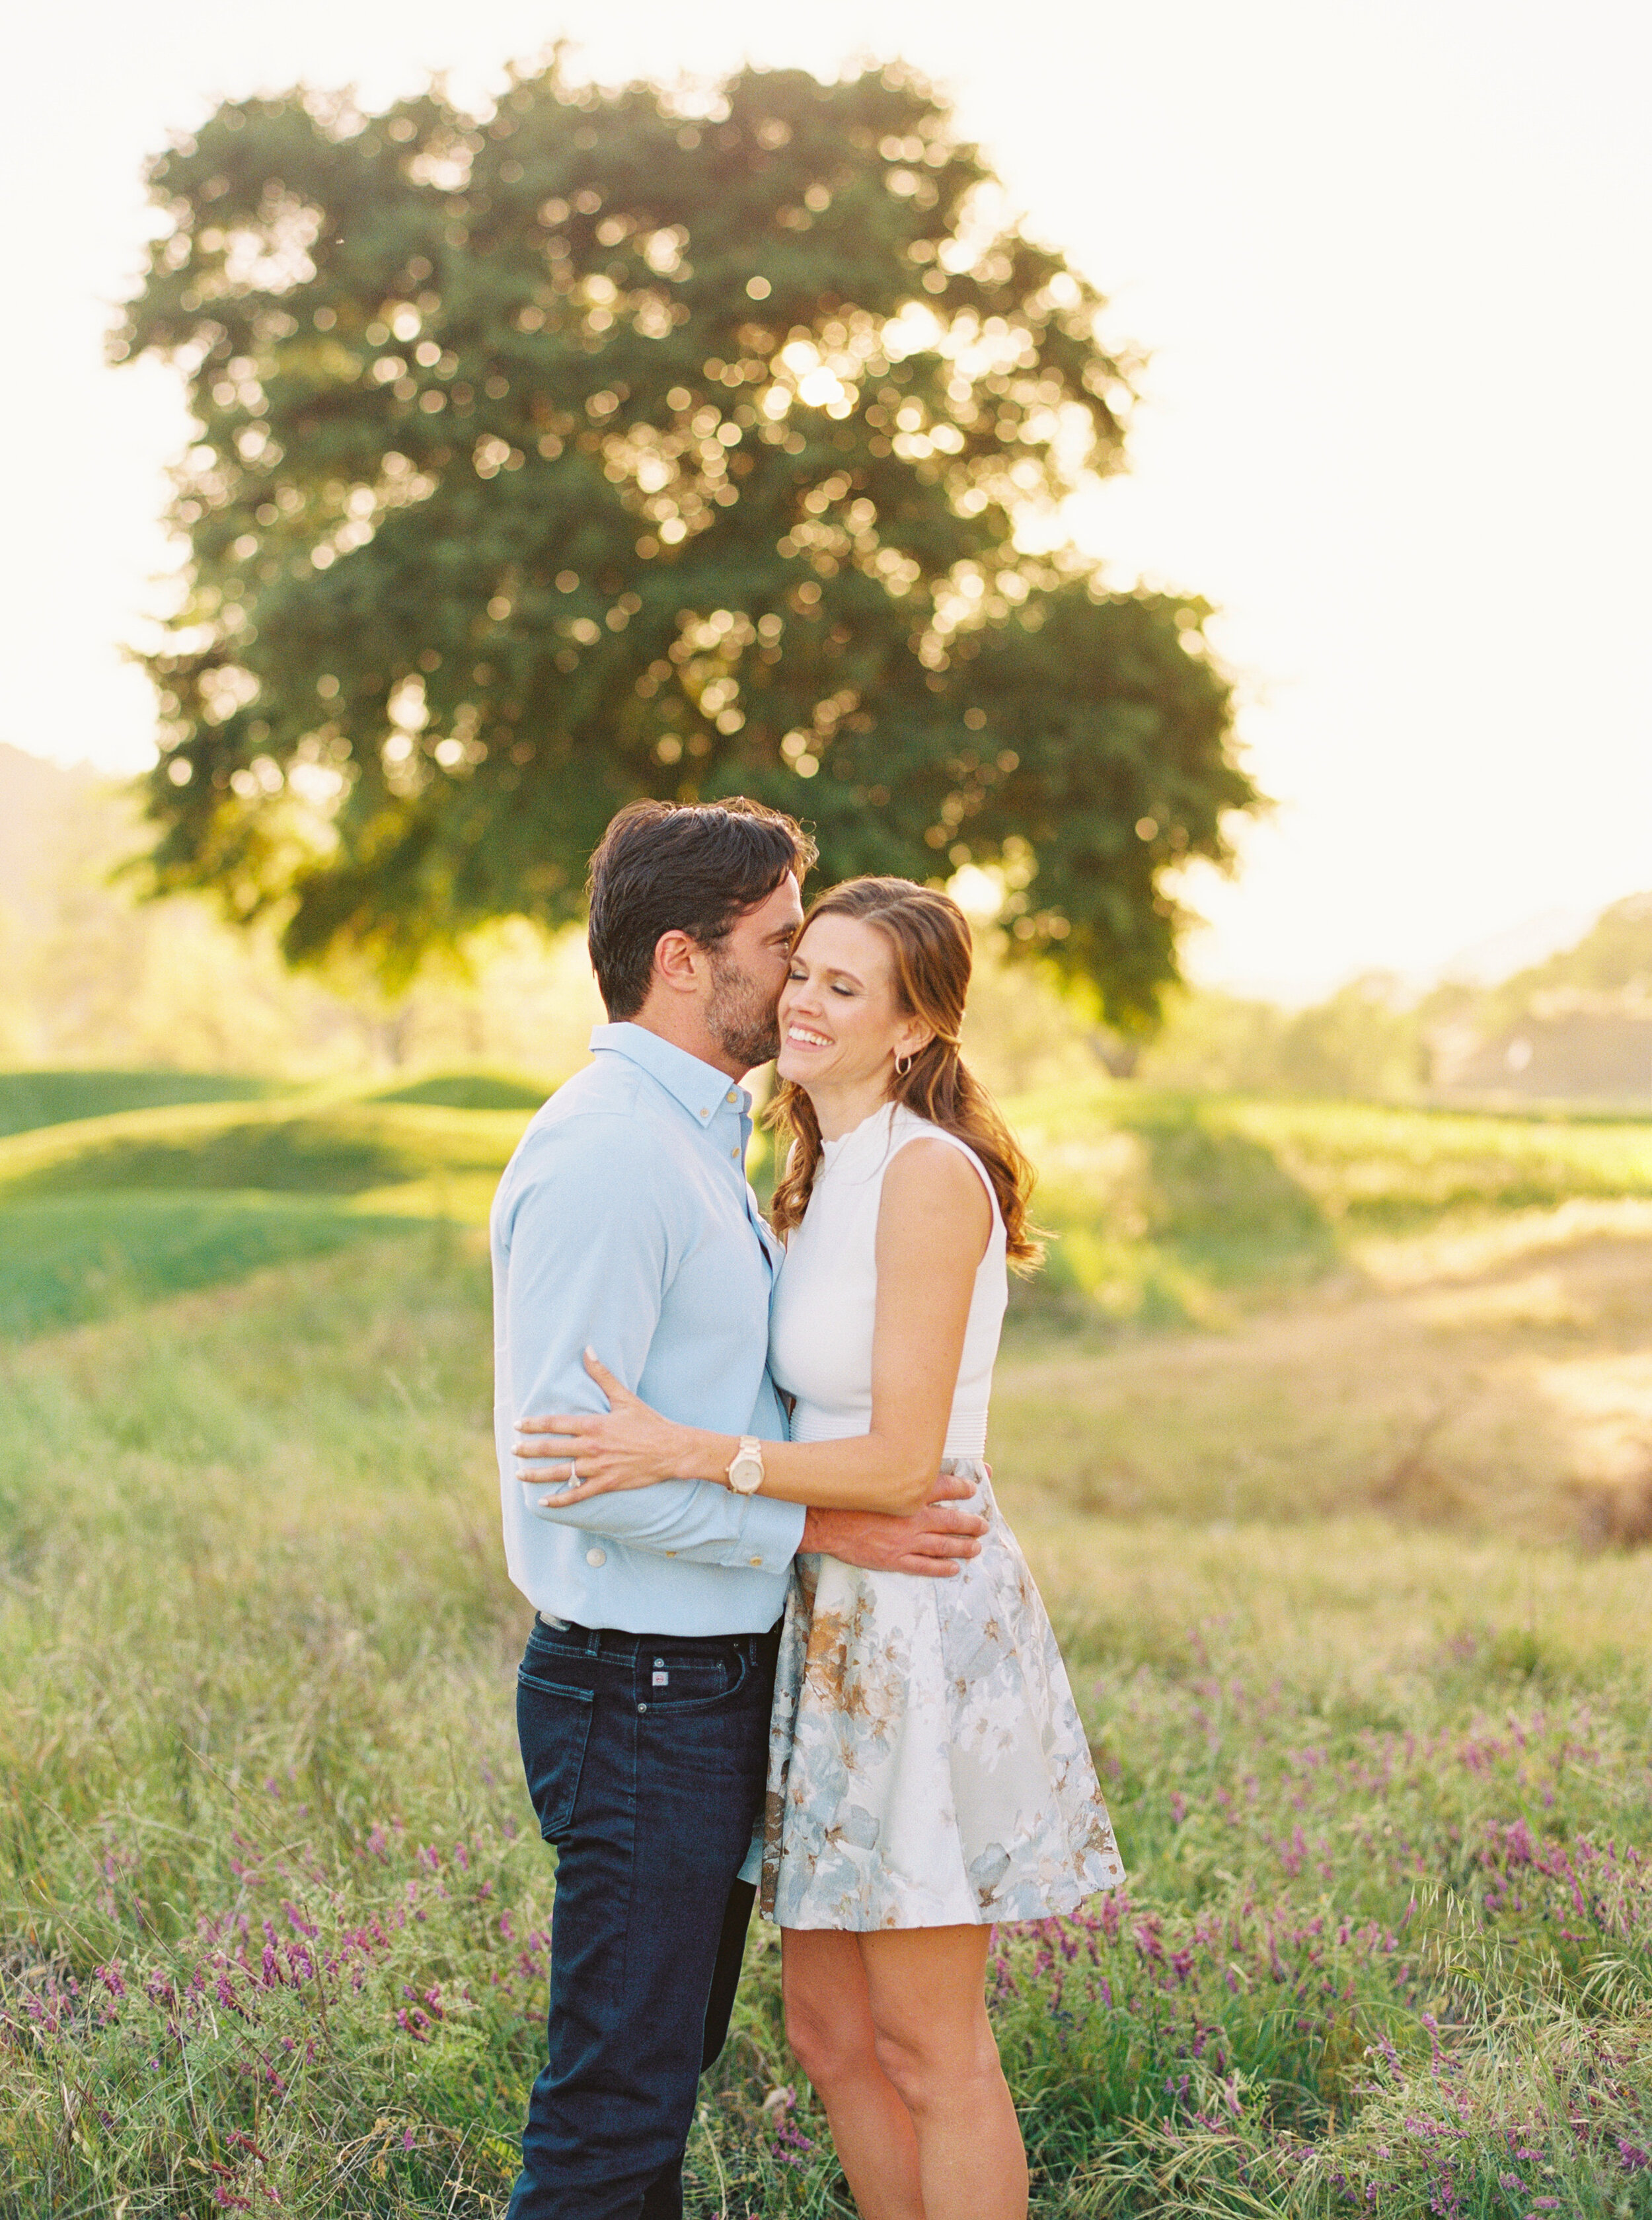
[723, 1488, 807, 1573]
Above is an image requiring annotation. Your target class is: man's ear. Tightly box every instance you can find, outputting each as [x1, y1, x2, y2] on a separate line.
[652, 928, 710, 998]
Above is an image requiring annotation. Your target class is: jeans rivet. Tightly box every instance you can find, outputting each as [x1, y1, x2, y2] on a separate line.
[638, 1703, 648, 1714]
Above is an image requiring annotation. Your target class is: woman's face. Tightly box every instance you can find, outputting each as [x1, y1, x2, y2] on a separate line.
[775, 913, 928, 1094]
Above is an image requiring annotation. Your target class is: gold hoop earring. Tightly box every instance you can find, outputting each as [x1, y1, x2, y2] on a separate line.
[895, 1051, 914, 1077]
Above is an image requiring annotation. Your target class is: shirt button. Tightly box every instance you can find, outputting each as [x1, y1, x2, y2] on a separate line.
[585, 1547, 606, 1567]
[730, 1146, 739, 1160]
[665, 1550, 677, 1559]
[726, 1089, 739, 1104]
[749, 1555, 763, 1567]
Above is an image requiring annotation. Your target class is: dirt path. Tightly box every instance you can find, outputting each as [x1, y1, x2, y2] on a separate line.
[993, 1199, 1652, 1543]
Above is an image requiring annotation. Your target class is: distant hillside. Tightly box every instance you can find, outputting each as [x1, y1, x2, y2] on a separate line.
[1133, 894, 1652, 1104]
[1426, 893, 1652, 1103]
[0, 745, 372, 1070]
[0, 744, 104, 934]
[1478, 892, 1652, 1010]
[1434, 906, 1597, 987]
[0, 743, 601, 1077]
[4, 738, 1646, 1103]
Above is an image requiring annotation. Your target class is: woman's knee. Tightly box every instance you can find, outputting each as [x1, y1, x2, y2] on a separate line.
[782, 1960, 878, 2090]
[872, 2016, 1001, 2114]
[785, 1991, 879, 2089]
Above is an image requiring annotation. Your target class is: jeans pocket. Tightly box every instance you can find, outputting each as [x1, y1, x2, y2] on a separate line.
[644, 1646, 749, 1714]
[516, 1671, 596, 1843]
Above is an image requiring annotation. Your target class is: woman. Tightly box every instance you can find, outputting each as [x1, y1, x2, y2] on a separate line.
[518, 878, 1123, 2220]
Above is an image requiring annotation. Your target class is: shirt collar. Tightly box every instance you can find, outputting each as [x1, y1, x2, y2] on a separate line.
[590, 1021, 750, 1129]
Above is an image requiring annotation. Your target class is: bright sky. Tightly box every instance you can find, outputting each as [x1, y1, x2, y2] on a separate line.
[9, 0, 1649, 996]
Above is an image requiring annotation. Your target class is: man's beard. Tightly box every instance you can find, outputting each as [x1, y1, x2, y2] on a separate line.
[706, 948, 781, 1072]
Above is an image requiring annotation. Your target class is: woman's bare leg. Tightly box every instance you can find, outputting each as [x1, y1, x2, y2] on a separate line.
[780, 1929, 925, 2220]
[858, 1925, 1027, 2220]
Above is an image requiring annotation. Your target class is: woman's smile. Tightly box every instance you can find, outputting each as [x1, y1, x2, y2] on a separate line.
[774, 911, 930, 1118]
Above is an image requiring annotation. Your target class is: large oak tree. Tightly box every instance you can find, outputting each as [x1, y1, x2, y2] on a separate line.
[119, 57, 1259, 1024]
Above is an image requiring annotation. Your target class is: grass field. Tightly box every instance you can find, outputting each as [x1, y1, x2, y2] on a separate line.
[0, 1070, 281, 1142]
[2, 1070, 1651, 2215]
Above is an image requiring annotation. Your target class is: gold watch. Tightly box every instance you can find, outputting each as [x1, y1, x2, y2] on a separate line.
[726, 1436, 765, 1495]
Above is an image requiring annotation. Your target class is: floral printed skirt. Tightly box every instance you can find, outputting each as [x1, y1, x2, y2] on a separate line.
[757, 1460, 1125, 1929]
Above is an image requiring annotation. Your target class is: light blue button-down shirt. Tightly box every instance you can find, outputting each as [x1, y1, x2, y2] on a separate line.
[491, 1021, 807, 1635]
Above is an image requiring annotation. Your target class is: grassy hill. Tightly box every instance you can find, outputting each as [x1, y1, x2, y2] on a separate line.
[4, 1068, 1652, 1342]
[0, 1191, 430, 1341]
[2, 1144, 1649, 2212]
[0, 1068, 280, 1140]
[1018, 1086, 1652, 1323]
[0, 1074, 544, 1335]
[5, 1066, 1652, 1545]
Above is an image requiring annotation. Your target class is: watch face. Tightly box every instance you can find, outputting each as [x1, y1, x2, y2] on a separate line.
[730, 1453, 764, 1494]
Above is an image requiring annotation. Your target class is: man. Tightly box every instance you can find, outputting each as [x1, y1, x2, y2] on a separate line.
[492, 797, 989, 2220]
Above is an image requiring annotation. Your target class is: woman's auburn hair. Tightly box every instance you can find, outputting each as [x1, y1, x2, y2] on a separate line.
[766, 877, 1043, 1270]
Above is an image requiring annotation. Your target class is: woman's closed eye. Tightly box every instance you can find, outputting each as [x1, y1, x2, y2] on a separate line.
[790, 973, 855, 996]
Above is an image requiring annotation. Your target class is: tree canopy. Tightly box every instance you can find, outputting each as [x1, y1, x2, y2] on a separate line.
[118, 56, 1260, 1024]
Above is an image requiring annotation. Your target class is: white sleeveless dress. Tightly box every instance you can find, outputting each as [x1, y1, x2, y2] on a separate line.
[758, 1102, 1125, 1929]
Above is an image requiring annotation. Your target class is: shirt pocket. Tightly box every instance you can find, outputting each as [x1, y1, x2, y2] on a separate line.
[515, 1670, 596, 1842]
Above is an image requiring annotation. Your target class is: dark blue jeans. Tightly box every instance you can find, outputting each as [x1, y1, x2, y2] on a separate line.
[506, 1615, 779, 2220]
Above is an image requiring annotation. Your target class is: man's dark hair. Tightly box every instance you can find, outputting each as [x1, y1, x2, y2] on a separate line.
[586, 798, 817, 1018]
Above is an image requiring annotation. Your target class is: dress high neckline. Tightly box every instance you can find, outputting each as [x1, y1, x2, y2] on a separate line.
[819, 1100, 899, 1162]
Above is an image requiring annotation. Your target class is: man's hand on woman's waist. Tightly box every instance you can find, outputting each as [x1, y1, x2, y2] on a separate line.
[801, 1477, 987, 1576]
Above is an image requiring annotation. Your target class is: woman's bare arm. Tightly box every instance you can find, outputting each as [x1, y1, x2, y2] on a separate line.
[516, 1139, 991, 1517]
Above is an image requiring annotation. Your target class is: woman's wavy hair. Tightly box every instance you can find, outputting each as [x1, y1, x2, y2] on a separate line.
[767, 877, 1043, 1270]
